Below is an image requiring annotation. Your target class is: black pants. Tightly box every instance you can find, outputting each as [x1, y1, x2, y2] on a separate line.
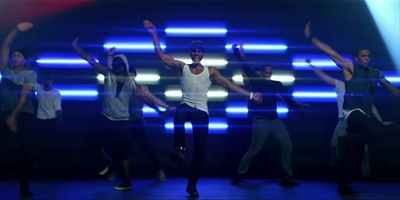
[173, 103, 209, 186]
[132, 119, 162, 171]
[0, 112, 35, 191]
[338, 110, 383, 185]
[98, 116, 133, 168]
[36, 118, 59, 166]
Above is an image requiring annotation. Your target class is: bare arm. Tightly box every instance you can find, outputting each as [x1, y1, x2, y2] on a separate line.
[71, 37, 108, 74]
[378, 73, 400, 98]
[135, 84, 170, 109]
[209, 67, 263, 102]
[1, 22, 34, 69]
[143, 20, 185, 70]
[5, 84, 33, 132]
[306, 59, 336, 86]
[305, 22, 353, 75]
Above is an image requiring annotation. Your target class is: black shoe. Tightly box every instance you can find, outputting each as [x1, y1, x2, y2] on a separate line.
[19, 184, 32, 198]
[338, 184, 359, 195]
[113, 181, 132, 191]
[170, 150, 186, 165]
[186, 185, 199, 198]
[231, 175, 243, 186]
[280, 177, 300, 187]
[20, 187, 32, 198]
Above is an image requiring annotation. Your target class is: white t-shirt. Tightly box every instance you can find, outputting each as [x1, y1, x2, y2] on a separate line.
[35, 85, 62, 120]
[180, 65, 212, 114]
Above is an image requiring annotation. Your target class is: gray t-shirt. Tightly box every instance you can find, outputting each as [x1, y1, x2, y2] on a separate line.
[0, 66, 36, 114]
[102, 72, 136, 121]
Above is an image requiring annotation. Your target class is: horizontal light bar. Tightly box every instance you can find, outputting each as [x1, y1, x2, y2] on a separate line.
[175, 57, 228, 67]
[292, 60, 338, 69]
[96, 73, 161, 85]
[225, 106, 289, 114]
[165, 28, 227, 36]
[292, 92, 337, 98]
[55, 84, 98, 100]
[36, 58, 99, 68]
[59, 90, 98, 96]
[225, 43, 288, 51]
[103, 43, 166, 51]
[164, 118, 228, 134]
[164, 89, 228, 99]
[135, 74, 161, 83]
[386, 76, 400, 83]
[232, 74, 295, 85]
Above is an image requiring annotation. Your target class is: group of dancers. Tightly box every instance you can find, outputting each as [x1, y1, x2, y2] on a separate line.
[0, 19, 399, 198]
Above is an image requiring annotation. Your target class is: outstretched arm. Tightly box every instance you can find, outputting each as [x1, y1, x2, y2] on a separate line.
[209, 67, 262, 102]
[135, 84, 175, 114]
[71, 36, 108, 74]
[306, 59, 336, 86]
[305, 22, 353, 75]
[143, 19, 185, 70]
[1, 22, 34, 69]
[378, 72, 400, 98]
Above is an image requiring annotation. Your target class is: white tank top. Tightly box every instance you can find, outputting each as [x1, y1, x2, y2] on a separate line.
[180, 64, 212, 114]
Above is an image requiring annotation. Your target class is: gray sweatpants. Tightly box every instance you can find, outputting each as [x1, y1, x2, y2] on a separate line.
[237, 118, 293, 177]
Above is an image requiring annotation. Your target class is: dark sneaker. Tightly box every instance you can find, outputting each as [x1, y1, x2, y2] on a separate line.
[113, 182, 132, 191]
[20, 185, 32, 198]
[156, 169, 166, 182]
[280, 177, 300, 187]
[186, 185, 199, 198]
[231, 174, 243, 186]
[338, 184, 359, 195]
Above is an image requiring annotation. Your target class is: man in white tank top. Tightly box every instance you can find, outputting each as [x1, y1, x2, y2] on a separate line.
[144, 19, 262, 198]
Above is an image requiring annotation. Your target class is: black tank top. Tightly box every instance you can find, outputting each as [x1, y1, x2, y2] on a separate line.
[343, 64, 380, 115]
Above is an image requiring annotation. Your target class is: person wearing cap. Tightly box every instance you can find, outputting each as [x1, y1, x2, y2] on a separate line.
[0, 21, 36, 198]
[144, 19, 262, 198]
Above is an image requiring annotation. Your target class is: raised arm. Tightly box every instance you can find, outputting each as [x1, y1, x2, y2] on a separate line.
[378, 72, 400, 98]
[71, 37, 108, 74]
[143, 19, 185, 70]
[232, 44, 259, 82]
[305, 22, 353, 74]
[209, 67, 262, 102]
[306, 59, 336, 86]
[1, 22, 34, 69]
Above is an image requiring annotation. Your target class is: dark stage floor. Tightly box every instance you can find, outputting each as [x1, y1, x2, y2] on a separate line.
[1, 178, 400, 200]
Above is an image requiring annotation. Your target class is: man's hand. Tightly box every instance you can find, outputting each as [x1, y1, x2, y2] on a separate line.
[143, 19, 157, 34]
[108, 47, 116, 56]
[5, 116, 17, 133]
[304, 22, 312, 40]
[17, 22, 34, 32]
[71, 36, 80, 49]
[252, 92, 263, 103]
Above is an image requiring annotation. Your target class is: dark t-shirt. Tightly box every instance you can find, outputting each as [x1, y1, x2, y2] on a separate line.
[234, 50, 298, 119]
